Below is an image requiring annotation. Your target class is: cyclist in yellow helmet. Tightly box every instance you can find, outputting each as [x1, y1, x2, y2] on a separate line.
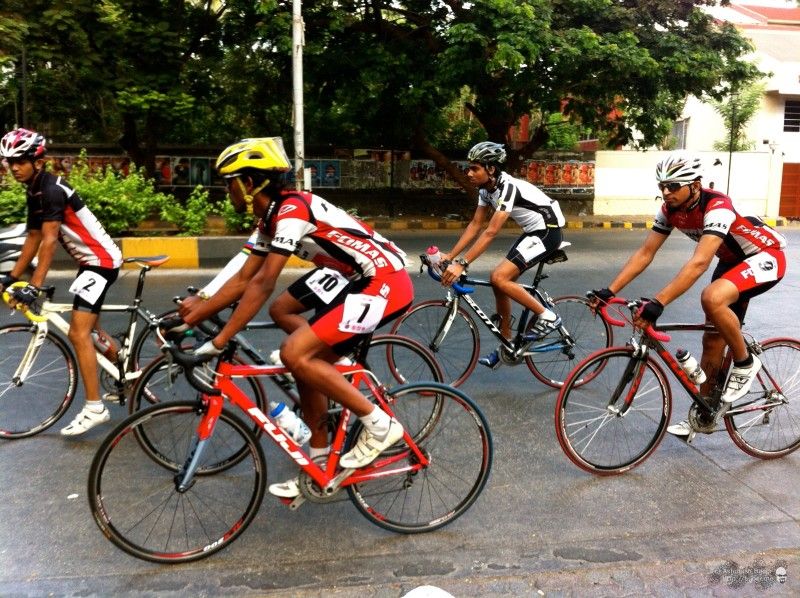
[186, 138, 413, 495]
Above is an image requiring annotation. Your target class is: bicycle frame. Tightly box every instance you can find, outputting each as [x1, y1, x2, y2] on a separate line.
[7, 259, 164, 391]
[183, 359, 431, 509]
[601, 299, 782, 423]
[429, 254, 572, 357]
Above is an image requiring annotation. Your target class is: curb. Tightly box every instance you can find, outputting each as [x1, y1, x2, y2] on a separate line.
[49, 216, 789, 270]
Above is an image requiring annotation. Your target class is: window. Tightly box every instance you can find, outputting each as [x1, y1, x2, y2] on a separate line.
[785, 100, 800, 133]
[670, 119, 688, 149]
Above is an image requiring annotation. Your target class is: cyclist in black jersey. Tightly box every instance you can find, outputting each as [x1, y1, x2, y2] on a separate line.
[0, 128, 122, 436]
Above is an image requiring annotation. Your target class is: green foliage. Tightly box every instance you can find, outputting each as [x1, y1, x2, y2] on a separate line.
[157, 185, 216, 236]
[0, 174, 28, 225]
[64, 153, 168, 235]
[711, 82, 765, 152]
[220, 200, 257, 235]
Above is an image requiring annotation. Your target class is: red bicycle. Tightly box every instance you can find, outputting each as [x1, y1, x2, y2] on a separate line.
[555, 297, 800, 475]
[88, 335, 493, 563]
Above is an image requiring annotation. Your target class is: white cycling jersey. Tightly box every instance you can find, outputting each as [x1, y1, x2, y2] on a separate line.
[478, 172, 565, 232]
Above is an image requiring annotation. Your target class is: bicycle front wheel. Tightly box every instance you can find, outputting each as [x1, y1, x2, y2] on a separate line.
[88, 401, 266, 563]
[127, 355, 267, 473]
[555, 348, 671, 474]
[725, 338, 800, 458]
[390, 300, 479, 386]
[0, 325, 77, 439]
[347, 382, 492, 533]
[526, 296, 613, 388]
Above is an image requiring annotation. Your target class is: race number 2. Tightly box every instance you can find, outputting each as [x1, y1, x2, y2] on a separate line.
[68, 271, 108, 306]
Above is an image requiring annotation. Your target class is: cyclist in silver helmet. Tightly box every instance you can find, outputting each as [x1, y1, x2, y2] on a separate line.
[440, 141, 566, 368]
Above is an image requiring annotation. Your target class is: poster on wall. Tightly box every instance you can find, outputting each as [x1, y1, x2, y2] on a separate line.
[172, 157, 191, 186]
[190, 158, 211, 186]
[318, 161, 341, 188]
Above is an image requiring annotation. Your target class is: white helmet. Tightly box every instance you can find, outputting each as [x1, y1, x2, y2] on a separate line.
[655, 151, 702, 183]
[467, 141, 506, 165]
[0, 128, 47, 160]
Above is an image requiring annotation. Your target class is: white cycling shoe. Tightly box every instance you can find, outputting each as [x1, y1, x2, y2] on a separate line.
[721, 355, 762, 403]
[269, 477, 300, 498]
[340, 418, 404, 469]
[60, 404, 111, 436]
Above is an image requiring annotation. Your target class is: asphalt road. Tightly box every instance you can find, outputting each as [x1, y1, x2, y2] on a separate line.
[1, 228, 799, 597]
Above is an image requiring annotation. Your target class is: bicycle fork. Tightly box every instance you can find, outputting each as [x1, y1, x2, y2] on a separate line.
[174, 398, 224, 493]
[607, 346, 647, 417]
[10, 323, 48, 387]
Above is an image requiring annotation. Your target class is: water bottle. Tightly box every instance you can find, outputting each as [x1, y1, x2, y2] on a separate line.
[676, 349, 706, 384]
[269, 402, 311, 445]
[92, 329, 119, 361]
[426, 245, 442, 270]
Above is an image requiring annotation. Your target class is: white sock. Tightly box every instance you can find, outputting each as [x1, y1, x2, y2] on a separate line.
[359, 405, 390, 435]
[85, 401, 105, 413]
[309, 445, 330, 460]
[539, 309, 557, 322]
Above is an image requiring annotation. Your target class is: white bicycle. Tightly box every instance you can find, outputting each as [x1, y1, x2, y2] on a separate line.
[0, 256, 169, 438]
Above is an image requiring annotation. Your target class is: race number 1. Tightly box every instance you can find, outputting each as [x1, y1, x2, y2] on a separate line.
[338, 294, 388, 334]
[68, 271, 108, 306]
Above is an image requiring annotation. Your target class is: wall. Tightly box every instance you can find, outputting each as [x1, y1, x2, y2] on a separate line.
[593, 150, 782, 217]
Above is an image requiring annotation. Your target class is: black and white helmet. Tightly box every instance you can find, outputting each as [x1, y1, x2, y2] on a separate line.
[655, 151, 702, 184]
[467, 141, 506, 165]
[0, 128, 47, 160]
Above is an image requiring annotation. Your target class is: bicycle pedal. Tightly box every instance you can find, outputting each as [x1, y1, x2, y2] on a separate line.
[102, 392, 123, 405]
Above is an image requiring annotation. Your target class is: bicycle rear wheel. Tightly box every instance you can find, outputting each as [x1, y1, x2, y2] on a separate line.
[526, 296, 613, 388]
[390, 300, 479, 386]
[88, 401, 266, 563]
[0, 325, 77, 439]
[347, 382, 492, 533]
[555, 348, 671, 474]
[725, 338, 800, 458]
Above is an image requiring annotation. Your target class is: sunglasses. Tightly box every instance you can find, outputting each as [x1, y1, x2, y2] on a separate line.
[658, 181, 687, 193]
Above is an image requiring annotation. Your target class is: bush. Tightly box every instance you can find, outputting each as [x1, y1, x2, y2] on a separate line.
[220, 199, 258, 234]
[157, 185, 217, 236]
[0, 173, 27, 225]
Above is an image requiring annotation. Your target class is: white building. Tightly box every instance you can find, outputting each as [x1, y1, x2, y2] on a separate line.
[596, 1, 800, 219]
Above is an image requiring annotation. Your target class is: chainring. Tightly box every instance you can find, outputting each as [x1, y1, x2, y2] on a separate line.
[687, 403, 718, 434]
[297, 455, 343, 503]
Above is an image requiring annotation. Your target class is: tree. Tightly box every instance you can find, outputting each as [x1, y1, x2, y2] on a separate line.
[711, 82, 765, 152]
[298, 0, 761, 188]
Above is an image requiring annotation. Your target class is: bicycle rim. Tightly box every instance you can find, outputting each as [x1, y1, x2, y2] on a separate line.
[88, 401, 266, 563]
[390, 300, 479, 386]
[0, 325, 77, 439]
[366, 334, 444, 387]
[347, 383, 492, 533]
[555, 348, 671, 474]
[526, 296, 613, 388]
[725, 338, 800, 458]
[128, 356, 267, 473]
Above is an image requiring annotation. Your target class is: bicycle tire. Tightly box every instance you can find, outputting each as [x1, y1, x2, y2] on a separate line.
[365, 334, 444, 387]
[725, 338, 800, 458]
[126, 354, 267, 473]
[88, 400, 266, 563]
[130, 308, 191, 370]
[526, 296, 613, 388]
[346, 382, 492, 533]
[389, 299, 479, 387]
[555, 347, 671, 475]
[0, 324, 78, 439]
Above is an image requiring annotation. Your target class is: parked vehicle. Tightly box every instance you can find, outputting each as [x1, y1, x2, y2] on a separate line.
[0, 224, 35, 274]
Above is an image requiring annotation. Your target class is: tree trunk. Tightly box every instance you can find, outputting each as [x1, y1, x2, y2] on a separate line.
[412, 127, 477, 201]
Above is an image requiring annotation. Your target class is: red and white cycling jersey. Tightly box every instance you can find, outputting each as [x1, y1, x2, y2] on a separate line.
[26, 171, 122, 268]
[252, 191, 407, 278]
[652, 188, 787, 263]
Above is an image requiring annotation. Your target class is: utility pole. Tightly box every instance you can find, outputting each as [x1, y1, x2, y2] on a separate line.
[292, 0, 306, 191]
[726, 94, 736, 195]
[21, 47, 28, 128]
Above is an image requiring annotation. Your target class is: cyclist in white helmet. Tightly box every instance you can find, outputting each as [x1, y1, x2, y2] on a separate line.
[440, 141, 566, 368]
[591, 150, 787, 440]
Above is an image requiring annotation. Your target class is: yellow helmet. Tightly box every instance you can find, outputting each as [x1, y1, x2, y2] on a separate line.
[215, 137, 292, 177]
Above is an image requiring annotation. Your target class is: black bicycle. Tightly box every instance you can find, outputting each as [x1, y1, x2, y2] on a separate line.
[391, 243, 613, 387]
